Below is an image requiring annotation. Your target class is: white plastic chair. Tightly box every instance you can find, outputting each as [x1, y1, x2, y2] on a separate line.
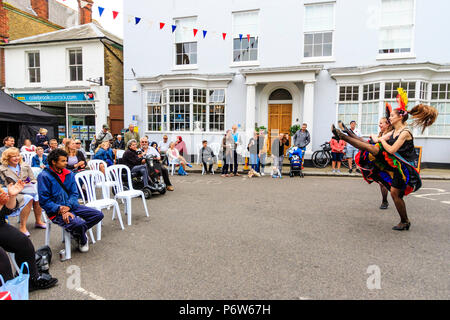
[87, 160, 117, 199]
[168, 153, 179, 176]
[31, 167, 42, 178]
[75, 171, 124, 240]
[7, 252, 20, 274]
[21, 152, 36, 166]
[106, 165, 149, 226]
[116, 149, 125, 159]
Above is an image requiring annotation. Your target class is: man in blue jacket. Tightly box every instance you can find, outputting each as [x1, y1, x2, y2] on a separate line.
[38, 149, 103, 253]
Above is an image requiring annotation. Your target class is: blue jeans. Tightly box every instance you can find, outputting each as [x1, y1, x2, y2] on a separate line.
[297, 146, 306, 167]
[51, 205, 104, 245]
[250, 153, 260, 171]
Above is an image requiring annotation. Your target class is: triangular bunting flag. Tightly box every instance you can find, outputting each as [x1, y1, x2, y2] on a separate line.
[98, 6, 104, 17]
[160, 22, 165, 29]
[172, 25, 177, 33]
[239, 34, 243, 41]
[222, 33, 227, 40]
[202, 30, 207, 38]
[135, 17, 141, 25]
[127, 15, 133, 23]
[247, 34, 250, 42]
[193, 29, 198, 37]
[112, 11, 119, 20]
[148, 20, 154, 29]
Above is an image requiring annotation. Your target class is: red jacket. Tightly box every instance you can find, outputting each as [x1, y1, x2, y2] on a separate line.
[330, 138, 346, 153]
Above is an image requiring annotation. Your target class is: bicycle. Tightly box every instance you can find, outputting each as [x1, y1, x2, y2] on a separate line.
[311, 142, 331, 168]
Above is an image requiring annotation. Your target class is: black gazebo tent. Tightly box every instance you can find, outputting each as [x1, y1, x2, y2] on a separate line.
[0, 90, 59, 146]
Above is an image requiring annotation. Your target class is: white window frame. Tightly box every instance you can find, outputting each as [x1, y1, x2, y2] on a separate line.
[377, 0, 416, 60]
[147, 90, 164, 132]
[67, 48, 83, 82]
[27, 51, 41, 84]
[145, 88, 227, 134]
[172, 16, 198, 70]
[302, 1, 336, 64]
[230, 10, 260, 68]
[428, 82, 450, 138]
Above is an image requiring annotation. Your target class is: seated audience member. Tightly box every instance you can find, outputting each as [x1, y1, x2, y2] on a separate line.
[200, 140, 215, 174]
[139, 137, 174, 191]
[0, 181, 58, 291]
[0, 148, 46, 236]
[93, 141, 115, 174]
[167, 142, 192, 174]
[65, 139, 86, 172]
[31, 147, 48, 169]
[122, 140, 152, 189]
[58, 138, 69, 149]
[0, 136, 15, 159]
[20, 139, 37, 153]
[112, 135, 125, 150]
[38, 149, 104, 253]
[44, 139, 58, 154]
[74, 139, 88, 160]
[35, 128, 50, 149]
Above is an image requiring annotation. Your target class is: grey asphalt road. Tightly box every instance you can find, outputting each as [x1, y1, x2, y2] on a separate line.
[24, 175, 449, 300]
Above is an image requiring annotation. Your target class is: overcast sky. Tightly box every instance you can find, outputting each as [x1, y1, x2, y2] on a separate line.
[57, 0, 123, 38]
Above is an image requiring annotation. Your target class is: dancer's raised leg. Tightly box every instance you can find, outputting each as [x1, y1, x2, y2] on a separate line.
[332, 125, 380, 155]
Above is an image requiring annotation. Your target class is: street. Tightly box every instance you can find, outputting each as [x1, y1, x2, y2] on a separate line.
[27, 175, 450, 300]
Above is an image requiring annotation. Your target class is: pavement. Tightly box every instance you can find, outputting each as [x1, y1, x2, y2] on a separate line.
[184, 162, 450, 180]
[24, 174, 449, 300]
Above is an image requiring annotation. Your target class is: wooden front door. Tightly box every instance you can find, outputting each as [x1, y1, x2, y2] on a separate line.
[268, 104, 292, 154]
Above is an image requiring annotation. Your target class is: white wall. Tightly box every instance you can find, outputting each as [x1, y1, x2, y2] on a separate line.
[5, 40, 105, 89]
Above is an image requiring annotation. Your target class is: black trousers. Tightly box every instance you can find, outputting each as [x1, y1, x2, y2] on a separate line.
[154, 162, 172, 187]
[202, 161, 213, 173]
[0, 222, 38, 281]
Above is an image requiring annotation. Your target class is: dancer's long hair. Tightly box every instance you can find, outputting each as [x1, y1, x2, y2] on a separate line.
[398, 104, 438, 133]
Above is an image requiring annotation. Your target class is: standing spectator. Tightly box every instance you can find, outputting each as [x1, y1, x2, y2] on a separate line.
[248, 131, 260, 172]
[112, 135, 125, 150]
[38, 149, 104, 253]
[271, 133, 290, 178]
[44, 139, 58, 154]
[20, 139, 36, 153]
[330, 136, 346, 174]
[124, 124, 140, 148]
[65, 139, 86, 172]
[0, 180, 58, 291]
[0, 148, 46, 236]
[95, 124, 114, 147]
[258, 130, 269, 175]
[0, 136, 15, 158]
[31, 147, 48, 169]
[345, 120, 361, 173]
[174, 136, 188, 157]
[158, 135, 170, 165]
[200, 140, 215, 174]
[230, 125, 242, 177]
[35, 128, 49, 149]
[293, 123, 310, 169]
[221, 130, 233, 177]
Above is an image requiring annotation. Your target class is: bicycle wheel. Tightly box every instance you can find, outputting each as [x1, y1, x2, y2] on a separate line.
[312, 151, 330, 168]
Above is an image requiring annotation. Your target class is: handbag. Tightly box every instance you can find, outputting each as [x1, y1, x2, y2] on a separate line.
[0, 262, 30, 300]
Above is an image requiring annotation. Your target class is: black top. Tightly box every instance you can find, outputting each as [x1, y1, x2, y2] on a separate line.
[386, 129, 417, 163]
[0, 201, 17, 224]
[112, 139, 125, 150]
[122, 148, 143, 169]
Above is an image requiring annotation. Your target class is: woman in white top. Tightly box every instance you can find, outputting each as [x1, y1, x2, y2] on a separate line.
[20, 139, 37, 153]
[167, 142, 191, 171]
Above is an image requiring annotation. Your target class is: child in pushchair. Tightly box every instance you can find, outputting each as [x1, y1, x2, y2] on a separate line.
[286, 146, 305, 178]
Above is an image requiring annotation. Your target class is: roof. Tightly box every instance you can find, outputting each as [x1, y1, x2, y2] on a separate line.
[6, 21, 123, 47]
[0, 90, 59, 124]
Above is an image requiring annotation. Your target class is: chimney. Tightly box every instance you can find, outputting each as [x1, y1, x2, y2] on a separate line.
[31, 0, 49, 20]
[78, 0, 93, 25]
[0, 0, 9, 40]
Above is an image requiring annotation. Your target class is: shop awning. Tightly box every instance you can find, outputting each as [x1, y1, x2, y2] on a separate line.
[0, 90, 59, 124]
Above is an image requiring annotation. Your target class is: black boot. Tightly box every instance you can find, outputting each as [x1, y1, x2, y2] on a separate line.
[29, 273, 58, 292]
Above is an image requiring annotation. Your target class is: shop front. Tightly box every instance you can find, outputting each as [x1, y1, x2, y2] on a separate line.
[11, 91, 99, 150]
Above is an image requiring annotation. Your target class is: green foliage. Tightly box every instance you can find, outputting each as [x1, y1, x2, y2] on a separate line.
[289, 124, 301, 136]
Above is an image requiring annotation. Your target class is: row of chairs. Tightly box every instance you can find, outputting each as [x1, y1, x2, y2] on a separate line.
[35, 160, 149, 261]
